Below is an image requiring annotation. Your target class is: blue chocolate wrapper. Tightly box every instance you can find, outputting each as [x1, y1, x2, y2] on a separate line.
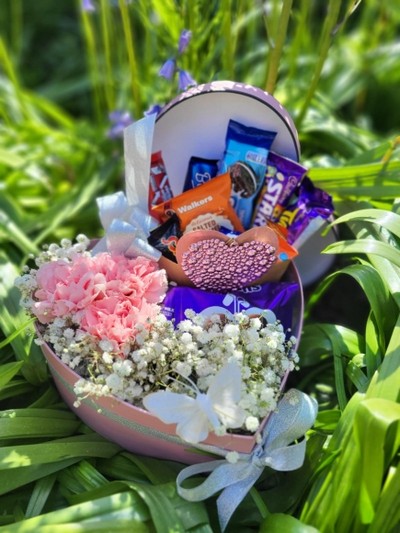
[183, 156, 219, 191]
[219, 119, 277, 229]
[162, 282, 299, 333]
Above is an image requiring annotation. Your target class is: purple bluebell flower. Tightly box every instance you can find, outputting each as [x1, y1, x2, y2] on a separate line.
[107, 110, 134, 139]
[82, 0, 96, 12]
[178, 30, 192, 54]
[159, 58, 176, 80]
[178, 69, 196, 91]
[144, 103, 163, 117]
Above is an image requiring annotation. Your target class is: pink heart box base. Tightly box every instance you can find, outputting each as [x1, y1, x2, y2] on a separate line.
[40, 261, 303, 465]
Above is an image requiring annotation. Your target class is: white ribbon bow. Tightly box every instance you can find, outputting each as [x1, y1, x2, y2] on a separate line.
[92, 113, 161, 261]
[91, 191, 160, 260]
[176, 389, 318, 532]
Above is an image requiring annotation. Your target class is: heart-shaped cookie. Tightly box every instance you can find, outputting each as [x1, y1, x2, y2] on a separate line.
[175, 226, 279, 291]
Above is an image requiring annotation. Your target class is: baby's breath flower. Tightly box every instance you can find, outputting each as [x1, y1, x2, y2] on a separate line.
[245, 416, 260, 432]
[106, 373, 123, 392]
[180, 332, 193, 345]
[226, 451, 239, 464]
[223, 323, 240, 340]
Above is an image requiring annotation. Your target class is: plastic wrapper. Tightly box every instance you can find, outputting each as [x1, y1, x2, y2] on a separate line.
[162, 282, 300, 332]
[148, 213, 182, 262]
[252, 151, 307, 226]
[219, 119, 277, 229]
[279, 177, 334, 244]
[151, 172, 244, 233]
[183, 156, 219, 191]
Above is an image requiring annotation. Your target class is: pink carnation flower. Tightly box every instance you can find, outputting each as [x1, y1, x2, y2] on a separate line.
[33, 253, 168, 352]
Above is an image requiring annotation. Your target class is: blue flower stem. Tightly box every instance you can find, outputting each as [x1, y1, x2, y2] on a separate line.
[250, 487, 270, 520]
[118, 0, 142, 117]
[80, 8, 103, 122]
[100, 0, 115, 112]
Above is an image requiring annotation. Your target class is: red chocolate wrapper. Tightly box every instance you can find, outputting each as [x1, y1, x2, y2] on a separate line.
[162, 282, 300, 333]
[149, 151, 173, 211]
[252, 151, 307, 227]
[279, 177, 334, 244]
[151, 172, 244, 233]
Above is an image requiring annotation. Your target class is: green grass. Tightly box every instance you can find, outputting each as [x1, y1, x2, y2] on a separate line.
[0, 1, 399, 531]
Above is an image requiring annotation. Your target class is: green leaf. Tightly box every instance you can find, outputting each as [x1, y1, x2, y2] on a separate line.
[346, 360, 369, 392]
[0, 459, 79, 496]
[0, 491, 150, 532]
[68, 478, 210, 533]
[127, 482, 185, 533]
[0, 148, 26, 168]
[314, 409, 341, 432]
[323, 240, 400, 268]
[121, 452, 182, 485]
[25, 473, 57, 518]
[0, 318, 35, 350]
[0, 252, 48, 384]
[330, 208, 400, 239]
[367, 314, 400, 402]
[354, 398, 400, 524]
[0, 211, 39, 255]
[364, 311, 382, 377]
[0, 361, 24, 388]
[0, 434, 120, 470]
[0, 408, 80, 440]
[0, 379, 35, 402]
[260, 513, 319, 532]
[299, 323, 363, 366]
[369, 464, 400, 533]
[58, 460, 109, 496]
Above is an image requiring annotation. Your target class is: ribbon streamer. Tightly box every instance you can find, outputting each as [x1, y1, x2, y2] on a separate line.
[176, 389, 318, 532]
[92, 115, 161, 261]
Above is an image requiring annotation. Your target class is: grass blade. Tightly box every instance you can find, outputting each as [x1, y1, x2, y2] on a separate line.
[25, 473, 57, 518]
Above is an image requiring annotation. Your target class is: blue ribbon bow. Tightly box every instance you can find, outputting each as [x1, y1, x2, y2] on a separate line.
[176, 389, 318, 532]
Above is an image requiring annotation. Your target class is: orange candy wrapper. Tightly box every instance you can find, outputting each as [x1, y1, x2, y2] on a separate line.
[151, 172, 244, 233]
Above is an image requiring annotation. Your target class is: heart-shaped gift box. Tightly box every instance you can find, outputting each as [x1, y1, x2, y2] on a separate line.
[39, 81, 306, 464]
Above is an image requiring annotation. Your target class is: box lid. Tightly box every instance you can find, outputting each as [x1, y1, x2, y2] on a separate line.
[153, 80, 300, 194]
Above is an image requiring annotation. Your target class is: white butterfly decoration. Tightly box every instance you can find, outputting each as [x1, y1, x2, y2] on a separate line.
[142, 361, 246, 444]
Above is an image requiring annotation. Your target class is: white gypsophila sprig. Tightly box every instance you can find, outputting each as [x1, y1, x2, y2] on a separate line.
[47, 306, 297, 431]
[16, 235, 299, 435]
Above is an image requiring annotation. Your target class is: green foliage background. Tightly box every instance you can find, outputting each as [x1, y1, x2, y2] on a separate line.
[0, 1, 399, 531]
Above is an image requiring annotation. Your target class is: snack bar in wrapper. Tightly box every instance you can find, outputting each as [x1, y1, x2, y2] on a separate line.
[252, 151, 307, 227]
[148, 213, 182, 262]
[183, 156, 219, 191]
[162, 282, 300, 332]
[151, 172, 244, 233]
[148, 151, 173, 211]
[279, 177, 334, 244]
[219, 119, 277, 229]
